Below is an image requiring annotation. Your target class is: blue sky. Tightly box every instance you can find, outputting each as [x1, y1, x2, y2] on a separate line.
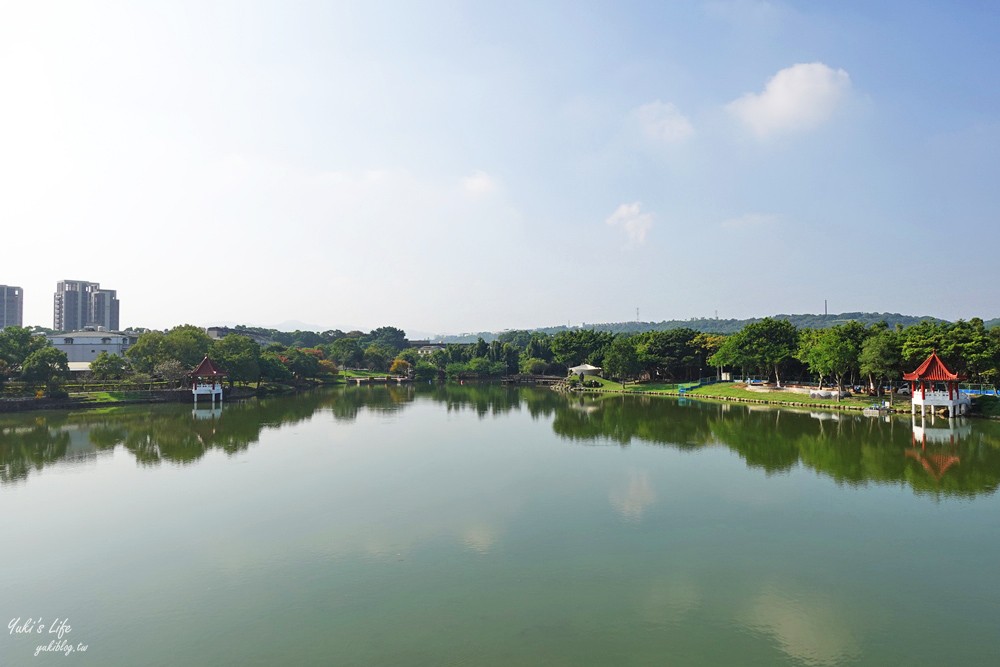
[2, 1, 998, 335]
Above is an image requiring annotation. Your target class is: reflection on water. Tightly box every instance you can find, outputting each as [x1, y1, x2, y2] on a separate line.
[3, 384, 999, 667]
[461, 523, 500, 554]
[741, 586, 861, 667]
[608, 470, 656, 521]
[3, 384, 1000, 497]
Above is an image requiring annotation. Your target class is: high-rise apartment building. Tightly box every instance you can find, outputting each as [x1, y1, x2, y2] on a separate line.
[0, 285, 23, 329]
[53, 280, 120, 331]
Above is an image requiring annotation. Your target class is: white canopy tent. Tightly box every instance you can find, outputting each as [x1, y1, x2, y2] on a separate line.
[568, 363, 602, 377]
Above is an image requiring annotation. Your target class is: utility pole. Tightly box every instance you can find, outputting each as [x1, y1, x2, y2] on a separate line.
[824, 299, 828, 316]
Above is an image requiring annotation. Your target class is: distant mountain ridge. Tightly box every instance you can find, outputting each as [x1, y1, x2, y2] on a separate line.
[435, 312, 977, 343]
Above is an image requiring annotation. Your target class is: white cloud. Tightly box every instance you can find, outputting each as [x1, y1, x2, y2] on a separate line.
[461, 170, 500, 196]
[633, 101, 694, 144]
[727, 63, 851, 138]
[721, 213, 779, 229]
[606, 202, 653, 245]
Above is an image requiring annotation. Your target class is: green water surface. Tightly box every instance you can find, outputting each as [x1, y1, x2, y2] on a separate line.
[2, 385, 999, 666]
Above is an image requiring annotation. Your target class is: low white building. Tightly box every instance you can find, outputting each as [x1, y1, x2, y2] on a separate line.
[45, 329, 138, 365]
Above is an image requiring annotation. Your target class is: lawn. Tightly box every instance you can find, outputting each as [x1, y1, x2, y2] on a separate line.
[340, 369, 394, 378]
[74, 391, 124, 403]
[684, 383, 893, 409]
[577, 378, 904, 410]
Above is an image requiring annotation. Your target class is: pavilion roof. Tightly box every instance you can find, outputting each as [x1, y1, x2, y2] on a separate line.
[191, 356, 228, 377]
[902, 350, 960, 382]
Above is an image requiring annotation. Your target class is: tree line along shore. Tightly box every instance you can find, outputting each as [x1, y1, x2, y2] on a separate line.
[1, 318, 998, 413]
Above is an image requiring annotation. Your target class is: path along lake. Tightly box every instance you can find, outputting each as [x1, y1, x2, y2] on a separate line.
[2, 385, 1000, 666]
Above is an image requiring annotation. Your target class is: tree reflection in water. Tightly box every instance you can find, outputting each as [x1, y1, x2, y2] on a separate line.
[2, 385, 999, 496]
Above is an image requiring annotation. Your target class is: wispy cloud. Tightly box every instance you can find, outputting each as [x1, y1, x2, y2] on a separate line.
[606, 202, 653, 245]
[727, 63, 851, 138]
[633, 101, 694, 144]
[461, 170, 500, 197]
[721, 212, 779, 229]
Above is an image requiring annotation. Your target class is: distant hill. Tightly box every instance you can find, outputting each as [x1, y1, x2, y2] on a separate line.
[435, 312, 951, 343]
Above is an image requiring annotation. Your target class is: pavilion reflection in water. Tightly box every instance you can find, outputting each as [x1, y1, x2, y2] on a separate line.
[907, 414, 971, 482]
[192, 405, 223, 420]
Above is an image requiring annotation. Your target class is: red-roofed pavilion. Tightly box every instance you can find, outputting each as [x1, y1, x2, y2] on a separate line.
[903, 351, 970, 417]
[190, 356, 227, 406]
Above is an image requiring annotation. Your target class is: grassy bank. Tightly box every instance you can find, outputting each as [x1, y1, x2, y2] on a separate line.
[575, 378, 905, 411]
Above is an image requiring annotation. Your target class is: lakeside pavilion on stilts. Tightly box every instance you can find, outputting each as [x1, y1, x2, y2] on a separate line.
[190, 356, 227, 407]
[903, 350, 971, 418]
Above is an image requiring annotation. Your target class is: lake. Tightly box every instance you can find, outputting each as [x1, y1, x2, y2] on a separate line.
[2, 385, 999, 666]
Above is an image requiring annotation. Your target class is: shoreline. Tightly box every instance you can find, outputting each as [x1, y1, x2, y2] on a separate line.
[0, 384, 296, 414]
[3, 379, 996, 420]
[569, 383, 1000, 419]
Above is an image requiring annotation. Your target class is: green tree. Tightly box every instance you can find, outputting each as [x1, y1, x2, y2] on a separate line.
[497, 330, 533, 349]
[945, 318, 993, 380]
[163, 325, 213, 369]
[21, 347, 70, 395]
[985, 327, 1000, 388]
[327, 337, 364, 368]
[796, 329, 832, 388]
[693, 333, 725, 377]
[634, 328, 700, 380]
[466, 356, 503, 377]
[604, 335, 641, 381]
[817, 326, 858, 392]
[0, 326, 49, 380]
[211, 334, 262, 387]
[445, 361, 469, 379]
[126, 331, 167, 373]
[523, 334, 554, 362]
[259, 351, 293, 383]
[551, 330, 613, 367]
[797, 325, 862, 392]
[900, 320, 946, 365]
[442, 344, 471, 364]
[859, 329, 901, 396]
[519, 357, 549, 375]
[413, 360, 438, 381]
[290, 330, 325, 348]
[708, 332, 750, 378]
[90, 352, 130, 381]
[395, 348, 420, 365]
[363, 343, 394, 372]
[365, 326, 408, 352]
[711, 318, 797, 386]
[283, 348, 322, 379]
[746, 318, 798, 386]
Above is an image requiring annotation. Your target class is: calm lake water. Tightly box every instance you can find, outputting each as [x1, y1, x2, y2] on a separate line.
[2, 385, 999, 666]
